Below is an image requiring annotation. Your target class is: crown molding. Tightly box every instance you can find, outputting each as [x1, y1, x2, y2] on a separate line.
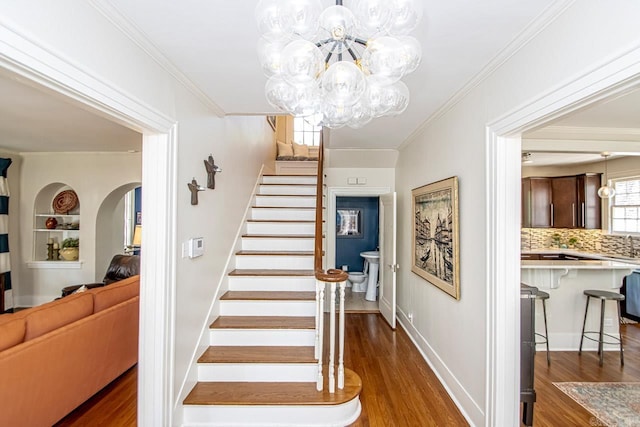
[399, 0, 576, 150]
[89, 0, 226, 117]
[525, 125, 640, 140]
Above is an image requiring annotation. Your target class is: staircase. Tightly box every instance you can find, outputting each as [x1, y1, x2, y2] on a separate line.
[182, 174, 362, 427]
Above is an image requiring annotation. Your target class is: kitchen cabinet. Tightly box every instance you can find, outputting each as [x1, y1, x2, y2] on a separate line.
[577, 174, 601, 229]
[522, 178, 552, 227]
[551, 176, 578, 228]
[522, 174, 601, 229]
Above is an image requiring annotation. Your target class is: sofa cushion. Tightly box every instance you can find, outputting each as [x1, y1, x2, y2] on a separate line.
[91, 275, 140, 313]
[0, 316, 26, 351]
[24, 293, 94, 341]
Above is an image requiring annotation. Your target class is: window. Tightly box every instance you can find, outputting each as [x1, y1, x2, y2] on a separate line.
[293, 115, 322, 146]
[611, 176, 640, 234]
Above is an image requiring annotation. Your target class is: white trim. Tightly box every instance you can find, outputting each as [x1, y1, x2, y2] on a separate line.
[0, 21, 178, 427]
[0, 21, 174, 133]
[485, 44, 640, 426]
[26, 261, 83, 269]
[139, 130, 178, 427]
[88, 0, 225, 117]
[484, 134, 521, 427]
[399, 0, 575, 150]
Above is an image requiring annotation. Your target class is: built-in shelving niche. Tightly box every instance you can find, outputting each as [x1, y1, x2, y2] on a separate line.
[31, 183, 81, 266]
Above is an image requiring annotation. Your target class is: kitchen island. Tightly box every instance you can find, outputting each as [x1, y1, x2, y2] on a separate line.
[521, 250, 639, 351]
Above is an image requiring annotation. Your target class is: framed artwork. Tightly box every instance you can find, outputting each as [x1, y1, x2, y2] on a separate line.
[411, 176, 460, 300]
[336, 208, 363, 238]
[267, 115, 276, 132]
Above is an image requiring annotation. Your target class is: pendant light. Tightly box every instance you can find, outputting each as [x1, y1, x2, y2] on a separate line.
[597, 153, 616, 199]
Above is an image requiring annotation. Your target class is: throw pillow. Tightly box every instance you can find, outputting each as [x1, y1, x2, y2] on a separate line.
[292, 142, 309, 159]
[73, 285, 88, 293]
[276, 141, 294, 160]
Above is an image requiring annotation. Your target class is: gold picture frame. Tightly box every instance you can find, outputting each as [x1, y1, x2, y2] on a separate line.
[411, 176, 460, 300]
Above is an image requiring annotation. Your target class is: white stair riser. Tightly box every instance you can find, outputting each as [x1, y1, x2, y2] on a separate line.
[209, 329, 315, 346]
[229, 276, 316, 292]
[220, 300, 316, 316]
[251, 208, 315, 221]
[242, 237, 314, 251]
[183, 398, 362, 427]
[255, 196, 316, 207]
[236, 255, 314, 270]
[258, 185, 316, 196]
[197, 363, 317, 382]
[262, 176, 317, 185]
[247, 222, 315, 235]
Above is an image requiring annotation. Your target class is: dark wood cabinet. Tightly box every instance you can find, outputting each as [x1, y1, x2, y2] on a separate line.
[551, 176, 578, 228]
[522, 177, 552, 227]
[577, 174, 601, 229]
[522, 173, 601, 229]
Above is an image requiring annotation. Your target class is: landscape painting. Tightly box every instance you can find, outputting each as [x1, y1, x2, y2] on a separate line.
[411, 176, 460, 300]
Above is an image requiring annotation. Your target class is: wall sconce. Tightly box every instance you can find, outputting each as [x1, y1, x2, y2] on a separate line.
[204, 155, 222, 189]
[187, 178, 206, 205]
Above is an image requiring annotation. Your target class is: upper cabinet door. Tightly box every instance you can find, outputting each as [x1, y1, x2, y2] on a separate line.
[551, 176, 578, 228]
[577, 174, 602, 229]
[522, 177, 552, 228]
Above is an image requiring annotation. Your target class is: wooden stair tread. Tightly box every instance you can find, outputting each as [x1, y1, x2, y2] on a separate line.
[260, 183, 316, 187]
[256, 194, 315, 197]
[184, 369, 362, 406]
[229, 269, 314, 277]
[235, 250, 314, 256]
[247, 219, 316, 223]
[221, 291, 315, 301]
[211, 316, 315, 329]
[242, 234, 315, 239]
[198, 346, 316, 363]
[252, 206, 315, 209]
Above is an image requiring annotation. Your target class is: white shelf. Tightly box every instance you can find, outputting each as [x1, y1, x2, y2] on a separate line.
[35, 214, 80, 218]
[34, 228, 80, 232]
[26, 260, 83, 269]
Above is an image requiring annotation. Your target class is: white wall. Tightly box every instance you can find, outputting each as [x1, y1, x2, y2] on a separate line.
[395, 2, 640, 425]
[16, 152, 141, 305]
[0, 3, 273, 422]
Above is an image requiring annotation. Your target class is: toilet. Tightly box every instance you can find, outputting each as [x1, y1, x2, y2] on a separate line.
[348, 271, 368, 292]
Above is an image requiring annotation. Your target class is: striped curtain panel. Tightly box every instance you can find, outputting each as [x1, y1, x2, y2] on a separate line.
[0, 158, 12, 313]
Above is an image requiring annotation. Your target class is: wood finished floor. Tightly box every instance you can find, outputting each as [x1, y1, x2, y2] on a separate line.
[54, 316, 640, 426]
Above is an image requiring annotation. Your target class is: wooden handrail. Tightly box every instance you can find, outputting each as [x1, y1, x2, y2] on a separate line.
[314, 135, 348, 283]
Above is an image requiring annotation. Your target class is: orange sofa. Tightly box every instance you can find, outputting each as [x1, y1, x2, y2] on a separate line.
[0, 275, 139, 427]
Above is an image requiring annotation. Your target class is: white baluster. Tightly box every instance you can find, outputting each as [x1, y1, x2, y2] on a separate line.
[338, 280, 346, 389]
[315, 280, 320, 360]
[316, 281, 325, 391]
[329, 282, 336, 393]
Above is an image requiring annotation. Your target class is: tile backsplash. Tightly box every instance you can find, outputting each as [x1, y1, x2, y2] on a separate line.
[521, 228, 640, 259]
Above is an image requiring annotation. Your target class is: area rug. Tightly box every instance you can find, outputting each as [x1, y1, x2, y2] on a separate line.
[553, 382, 640, 426]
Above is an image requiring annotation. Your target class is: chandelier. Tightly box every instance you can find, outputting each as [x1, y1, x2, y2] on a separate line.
[255, 0, 423, 129]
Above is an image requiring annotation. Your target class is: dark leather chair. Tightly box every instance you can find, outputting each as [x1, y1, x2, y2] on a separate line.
[61, 254, 140, 297]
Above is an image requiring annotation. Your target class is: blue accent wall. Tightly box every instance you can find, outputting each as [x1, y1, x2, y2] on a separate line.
[135, 187, 142, 224]
[336, 196, 379, 272]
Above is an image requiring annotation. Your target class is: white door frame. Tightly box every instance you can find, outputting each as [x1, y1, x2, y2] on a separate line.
[0, 22, 178, 426]
[485, 45, 640, 426]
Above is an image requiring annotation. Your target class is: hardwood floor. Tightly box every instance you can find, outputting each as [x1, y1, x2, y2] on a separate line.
[54, 316, 640, 426]
[531, 322, 640, 426]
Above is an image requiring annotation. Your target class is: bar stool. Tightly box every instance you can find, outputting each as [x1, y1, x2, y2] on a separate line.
[578, 290, 625, 366]
[534, 289, 551, 366]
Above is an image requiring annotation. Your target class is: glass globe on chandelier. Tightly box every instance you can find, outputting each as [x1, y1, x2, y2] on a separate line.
[255, 0, 423, 129]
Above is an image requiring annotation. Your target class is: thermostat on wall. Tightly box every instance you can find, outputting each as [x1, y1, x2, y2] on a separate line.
[188, 237, 204, 258]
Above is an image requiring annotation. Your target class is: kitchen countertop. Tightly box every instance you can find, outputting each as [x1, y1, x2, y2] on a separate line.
[521, 249, 640, 270]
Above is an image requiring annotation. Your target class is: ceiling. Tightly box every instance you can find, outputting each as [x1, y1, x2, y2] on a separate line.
[2, 0, 638, 157]
[0, 0, 564, 153]
[522, 88, 640, 166]
[0, 72, 142, 153]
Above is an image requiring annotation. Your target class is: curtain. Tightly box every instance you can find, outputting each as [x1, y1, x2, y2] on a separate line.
[0, 158, 13, 313]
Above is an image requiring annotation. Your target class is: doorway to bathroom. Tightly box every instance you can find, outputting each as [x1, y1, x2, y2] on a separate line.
[336, 196, 380, 313]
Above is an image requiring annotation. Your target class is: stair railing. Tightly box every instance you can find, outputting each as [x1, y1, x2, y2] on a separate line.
[313, 136, 348, 393]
